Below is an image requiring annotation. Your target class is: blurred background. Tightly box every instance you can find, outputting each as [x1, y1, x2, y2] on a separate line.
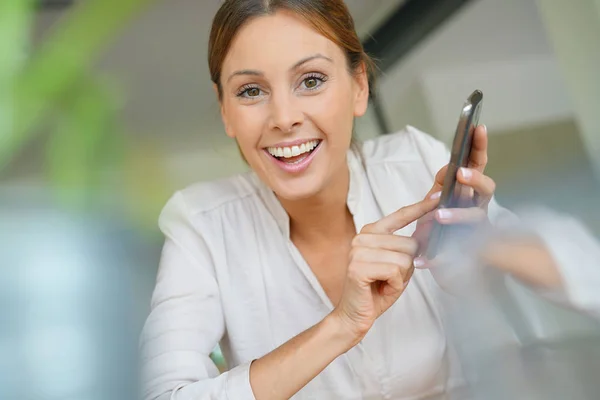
[1, 0, 599, 398]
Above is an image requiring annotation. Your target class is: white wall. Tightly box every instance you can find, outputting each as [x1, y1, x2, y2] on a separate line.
[535, 0, 600, 178]
[377, 0, 574, 143]
[419, 56, 572, 142]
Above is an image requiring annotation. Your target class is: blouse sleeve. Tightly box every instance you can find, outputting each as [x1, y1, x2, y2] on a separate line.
[408, 126, 600, 320]
[515, 207, 600, 320]
[140, 191, 256, 400]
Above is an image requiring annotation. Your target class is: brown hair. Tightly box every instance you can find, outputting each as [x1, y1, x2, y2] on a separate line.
[208, 0, 377, 100]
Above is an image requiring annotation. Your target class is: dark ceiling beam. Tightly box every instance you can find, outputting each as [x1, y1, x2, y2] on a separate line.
[363, 0, 475, 74]
[363, 0, 474, 134]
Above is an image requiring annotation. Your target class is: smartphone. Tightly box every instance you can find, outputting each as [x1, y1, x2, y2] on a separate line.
[425, 89, 483, 259]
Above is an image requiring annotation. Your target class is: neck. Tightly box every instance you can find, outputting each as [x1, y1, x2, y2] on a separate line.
[278, 164, 355, 245]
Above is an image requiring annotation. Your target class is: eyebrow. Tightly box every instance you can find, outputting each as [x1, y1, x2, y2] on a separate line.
[291, 53, 333, 70]
[226, 53, 333, 83]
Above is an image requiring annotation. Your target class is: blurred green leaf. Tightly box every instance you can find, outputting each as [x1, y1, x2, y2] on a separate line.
[46, 76, 124, 208]
[3, 0, 156, 170]
[0, 0, 33, 160]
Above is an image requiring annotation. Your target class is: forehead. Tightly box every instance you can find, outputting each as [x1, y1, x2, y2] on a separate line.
[222, 10, 344, 73]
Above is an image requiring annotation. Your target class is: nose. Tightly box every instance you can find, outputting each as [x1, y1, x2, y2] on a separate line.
[268, 92, 303, 133]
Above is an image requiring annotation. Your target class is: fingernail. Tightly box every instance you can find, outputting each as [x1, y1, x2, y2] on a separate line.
[429, 191, 442, 200]
[436, 209, 452, 220]
[460, 167, 472, 181]
[413, 257, 427, 269]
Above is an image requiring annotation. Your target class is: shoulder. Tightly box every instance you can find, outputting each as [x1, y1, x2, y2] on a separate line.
[158, 172, 261, 231]
[360, 125, 450, 173]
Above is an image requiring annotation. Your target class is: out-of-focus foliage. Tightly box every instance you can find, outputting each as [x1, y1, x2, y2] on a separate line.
[2, 0, 157, 213]
[1, 1, 229, 386]
[0, 0, 31, 160]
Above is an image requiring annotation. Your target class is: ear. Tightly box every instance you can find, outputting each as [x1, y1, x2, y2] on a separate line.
[214, 83, 235, 138]
[352, 63, 370, 118]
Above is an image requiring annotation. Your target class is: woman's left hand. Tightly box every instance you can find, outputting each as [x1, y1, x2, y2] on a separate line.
[412, 125, 497, 264]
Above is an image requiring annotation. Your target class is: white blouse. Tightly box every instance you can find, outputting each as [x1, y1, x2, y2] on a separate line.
[141, 126, 600, 400]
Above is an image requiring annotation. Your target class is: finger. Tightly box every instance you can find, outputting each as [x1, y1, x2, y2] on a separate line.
[413, 254, 447, 269]
[404, 263, 415, 283]
[468, 125, 488, 171]
[435, 207, 487, 225]
[411, 217, 435, 252]
[456, 167, 496, 203]
[434, 164, 448, 187]
[412, 218, 434, 240]
[348, 262, 404, 286]
[352, 234, 419, 256]
[425, 166, 448, 199]
[380, 267, 413, 296]
[413, 256, 432, 269]
[363, 196, 440, 234]
[416, 208, 438, 225]
[350, 247, 414, 268]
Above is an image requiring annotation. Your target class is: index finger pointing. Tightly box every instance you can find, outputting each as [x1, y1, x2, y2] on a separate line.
[363, 196, 440, 234]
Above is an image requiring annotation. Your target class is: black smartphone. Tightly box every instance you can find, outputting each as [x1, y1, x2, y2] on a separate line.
[425, 89, 483, 259]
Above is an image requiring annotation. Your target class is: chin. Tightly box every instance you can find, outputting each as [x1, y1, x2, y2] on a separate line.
[269, 174, 326, 202]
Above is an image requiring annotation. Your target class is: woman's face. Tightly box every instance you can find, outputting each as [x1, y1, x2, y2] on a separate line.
[218, 10, 369, 201]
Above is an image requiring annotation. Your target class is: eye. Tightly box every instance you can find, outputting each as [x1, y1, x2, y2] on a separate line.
[237, 85, 263, 99]
[246, 87, 261, 97]
[300, 73, 327, 91]
[305, 78, 319, 89]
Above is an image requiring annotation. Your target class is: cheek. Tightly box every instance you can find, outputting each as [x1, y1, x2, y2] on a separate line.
[304, 84, 355, 143]
[224, 104, 266, 148]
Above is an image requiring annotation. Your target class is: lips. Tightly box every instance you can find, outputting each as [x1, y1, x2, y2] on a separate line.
[266, 140, 320, 159]
[264, 139, 322, 174]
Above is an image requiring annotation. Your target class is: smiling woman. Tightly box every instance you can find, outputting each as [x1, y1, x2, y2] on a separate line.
[208, 1, 375, 201]
[138, 1, 591, 400]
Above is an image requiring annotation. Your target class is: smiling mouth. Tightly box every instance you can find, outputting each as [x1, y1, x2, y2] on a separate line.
[265, 140, 322, 164]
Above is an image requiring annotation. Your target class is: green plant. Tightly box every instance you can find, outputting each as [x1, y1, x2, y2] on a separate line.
[2, 0, 156, 208]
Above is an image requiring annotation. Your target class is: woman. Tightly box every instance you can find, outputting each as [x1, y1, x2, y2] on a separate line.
[140, 1, 593, 399]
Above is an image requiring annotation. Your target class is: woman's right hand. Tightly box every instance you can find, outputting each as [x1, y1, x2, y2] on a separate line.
[331, 196, 440, 343]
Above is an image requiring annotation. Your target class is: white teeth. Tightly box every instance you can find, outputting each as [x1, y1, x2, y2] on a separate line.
[267, 140, 319, 159]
